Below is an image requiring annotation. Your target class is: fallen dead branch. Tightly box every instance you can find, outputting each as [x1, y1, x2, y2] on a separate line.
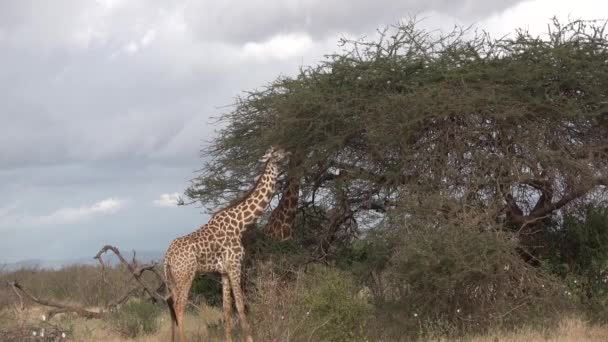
[7, 281, 102, 319]
[5, 245, 168, 322]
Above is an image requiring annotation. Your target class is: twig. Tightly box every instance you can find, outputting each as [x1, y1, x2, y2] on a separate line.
[516, 215, 549, 236]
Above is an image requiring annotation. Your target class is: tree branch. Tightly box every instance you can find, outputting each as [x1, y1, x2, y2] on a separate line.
[94, 245, 167, 303]
[7, 282, 102, 319]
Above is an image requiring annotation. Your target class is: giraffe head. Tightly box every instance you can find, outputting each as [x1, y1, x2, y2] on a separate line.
[261, 145, 290, 163]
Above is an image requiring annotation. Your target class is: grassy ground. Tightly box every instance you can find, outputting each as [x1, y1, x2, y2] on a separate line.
[3, 305, 608, 341]
[0, 305, 224, 342]
[3, 265, 608, 341]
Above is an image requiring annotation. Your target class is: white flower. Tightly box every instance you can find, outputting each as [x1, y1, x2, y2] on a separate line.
[42, 314, 46, 321]
[306, 310, 310, 316]
[357, 76, 362, 80]
[456, 309, 461, 313]
[40, 328, 45, 337]
[386, 80, 391, 84]
[574, 280, 578, 284]
[413, 313, 418, 317]
[33, 331, 37, 336]
[62, 332, 67, 338]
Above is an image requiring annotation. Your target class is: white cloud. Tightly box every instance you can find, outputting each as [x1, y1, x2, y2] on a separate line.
[153, 192, 181, 207]
[30, 197, 128, 225]
[242, 32, 314, 60]
[476, 0, 608, 37]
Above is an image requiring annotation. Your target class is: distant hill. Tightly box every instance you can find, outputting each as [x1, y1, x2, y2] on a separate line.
[1, 250, 164, 271]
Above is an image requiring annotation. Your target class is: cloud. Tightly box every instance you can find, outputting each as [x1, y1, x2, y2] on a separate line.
[0, 202, 20, 218]
[153, 193, 181, 207]
[30, 197, 128, 225]
[241, 32, 314, 61]
[184, 0, 527, 44]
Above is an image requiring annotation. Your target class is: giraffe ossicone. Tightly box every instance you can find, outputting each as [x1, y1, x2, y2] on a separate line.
[163, 146, 288, 342]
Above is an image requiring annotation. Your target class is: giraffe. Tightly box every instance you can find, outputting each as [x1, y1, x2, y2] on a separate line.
[164, 146, 288, 342]
[262, 156, 301, 241]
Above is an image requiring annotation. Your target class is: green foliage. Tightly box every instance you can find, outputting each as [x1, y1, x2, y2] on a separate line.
[107, 300, 161, 338]
[541, 206, 608, 322]
[188, 18, 608, 263]
[191, 273, 222, 307]
[248, 264, 370, 342]
[369, 221, 566, 339]
[189, 18, 608, 200]
[300, 266, 371, 342]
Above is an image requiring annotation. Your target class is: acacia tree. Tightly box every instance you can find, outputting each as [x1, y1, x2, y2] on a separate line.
[187, 19, 608, 259]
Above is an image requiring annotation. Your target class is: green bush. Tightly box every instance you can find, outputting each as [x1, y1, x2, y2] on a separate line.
[191, 273, 223, 307]
[107, 300, 161, 337]
[368, 221, 567, 339]
[300, 266, 370, 342]
[249, 263, 370, 342]
[540, 206, 608, 322]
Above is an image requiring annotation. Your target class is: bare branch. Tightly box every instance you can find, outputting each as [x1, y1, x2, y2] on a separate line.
[95, 245, 167, 303]
[7, 281, 102, 319]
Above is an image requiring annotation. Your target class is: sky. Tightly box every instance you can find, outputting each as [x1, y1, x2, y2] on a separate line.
[0, 0, 605, 264]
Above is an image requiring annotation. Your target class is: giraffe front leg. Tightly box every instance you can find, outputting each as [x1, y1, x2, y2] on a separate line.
[227, 268, 254, 342]
[222, 274, 234, 342]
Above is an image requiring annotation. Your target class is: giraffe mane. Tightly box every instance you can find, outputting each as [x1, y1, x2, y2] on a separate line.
[212, 158, 272, 218]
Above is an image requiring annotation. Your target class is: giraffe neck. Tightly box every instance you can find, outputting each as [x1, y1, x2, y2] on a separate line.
[264, 172, 300, 240]
[216, 158, 280, 232]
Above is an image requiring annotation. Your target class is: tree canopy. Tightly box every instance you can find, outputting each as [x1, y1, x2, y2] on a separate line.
[186, 18, 608, 258]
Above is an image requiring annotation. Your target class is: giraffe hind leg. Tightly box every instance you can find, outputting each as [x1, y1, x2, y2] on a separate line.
[167, 296, 178, 342]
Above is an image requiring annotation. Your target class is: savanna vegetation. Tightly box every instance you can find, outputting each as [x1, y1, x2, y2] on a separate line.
[186, 17, 608, 340]
[2, 18, 608, 341]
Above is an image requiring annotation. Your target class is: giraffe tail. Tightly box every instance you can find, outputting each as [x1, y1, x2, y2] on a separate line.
[166, 296, 178, 326]
[164, 262, 178, 327]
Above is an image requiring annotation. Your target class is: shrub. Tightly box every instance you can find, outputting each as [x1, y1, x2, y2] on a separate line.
[107, 299, 161, 337]
[300, 266, 371, 342]
[541, 205, 608, 322]
[191, 273, 223, 307]
[367, 221, 568, 340]
[250, 262, 370, 342]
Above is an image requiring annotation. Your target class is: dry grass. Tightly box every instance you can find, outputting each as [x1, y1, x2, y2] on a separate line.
[3, 266, 608, 341]
[464, 318, 608, 342]
[3, 304, 608, 341]
[0, 304, 224, 342]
